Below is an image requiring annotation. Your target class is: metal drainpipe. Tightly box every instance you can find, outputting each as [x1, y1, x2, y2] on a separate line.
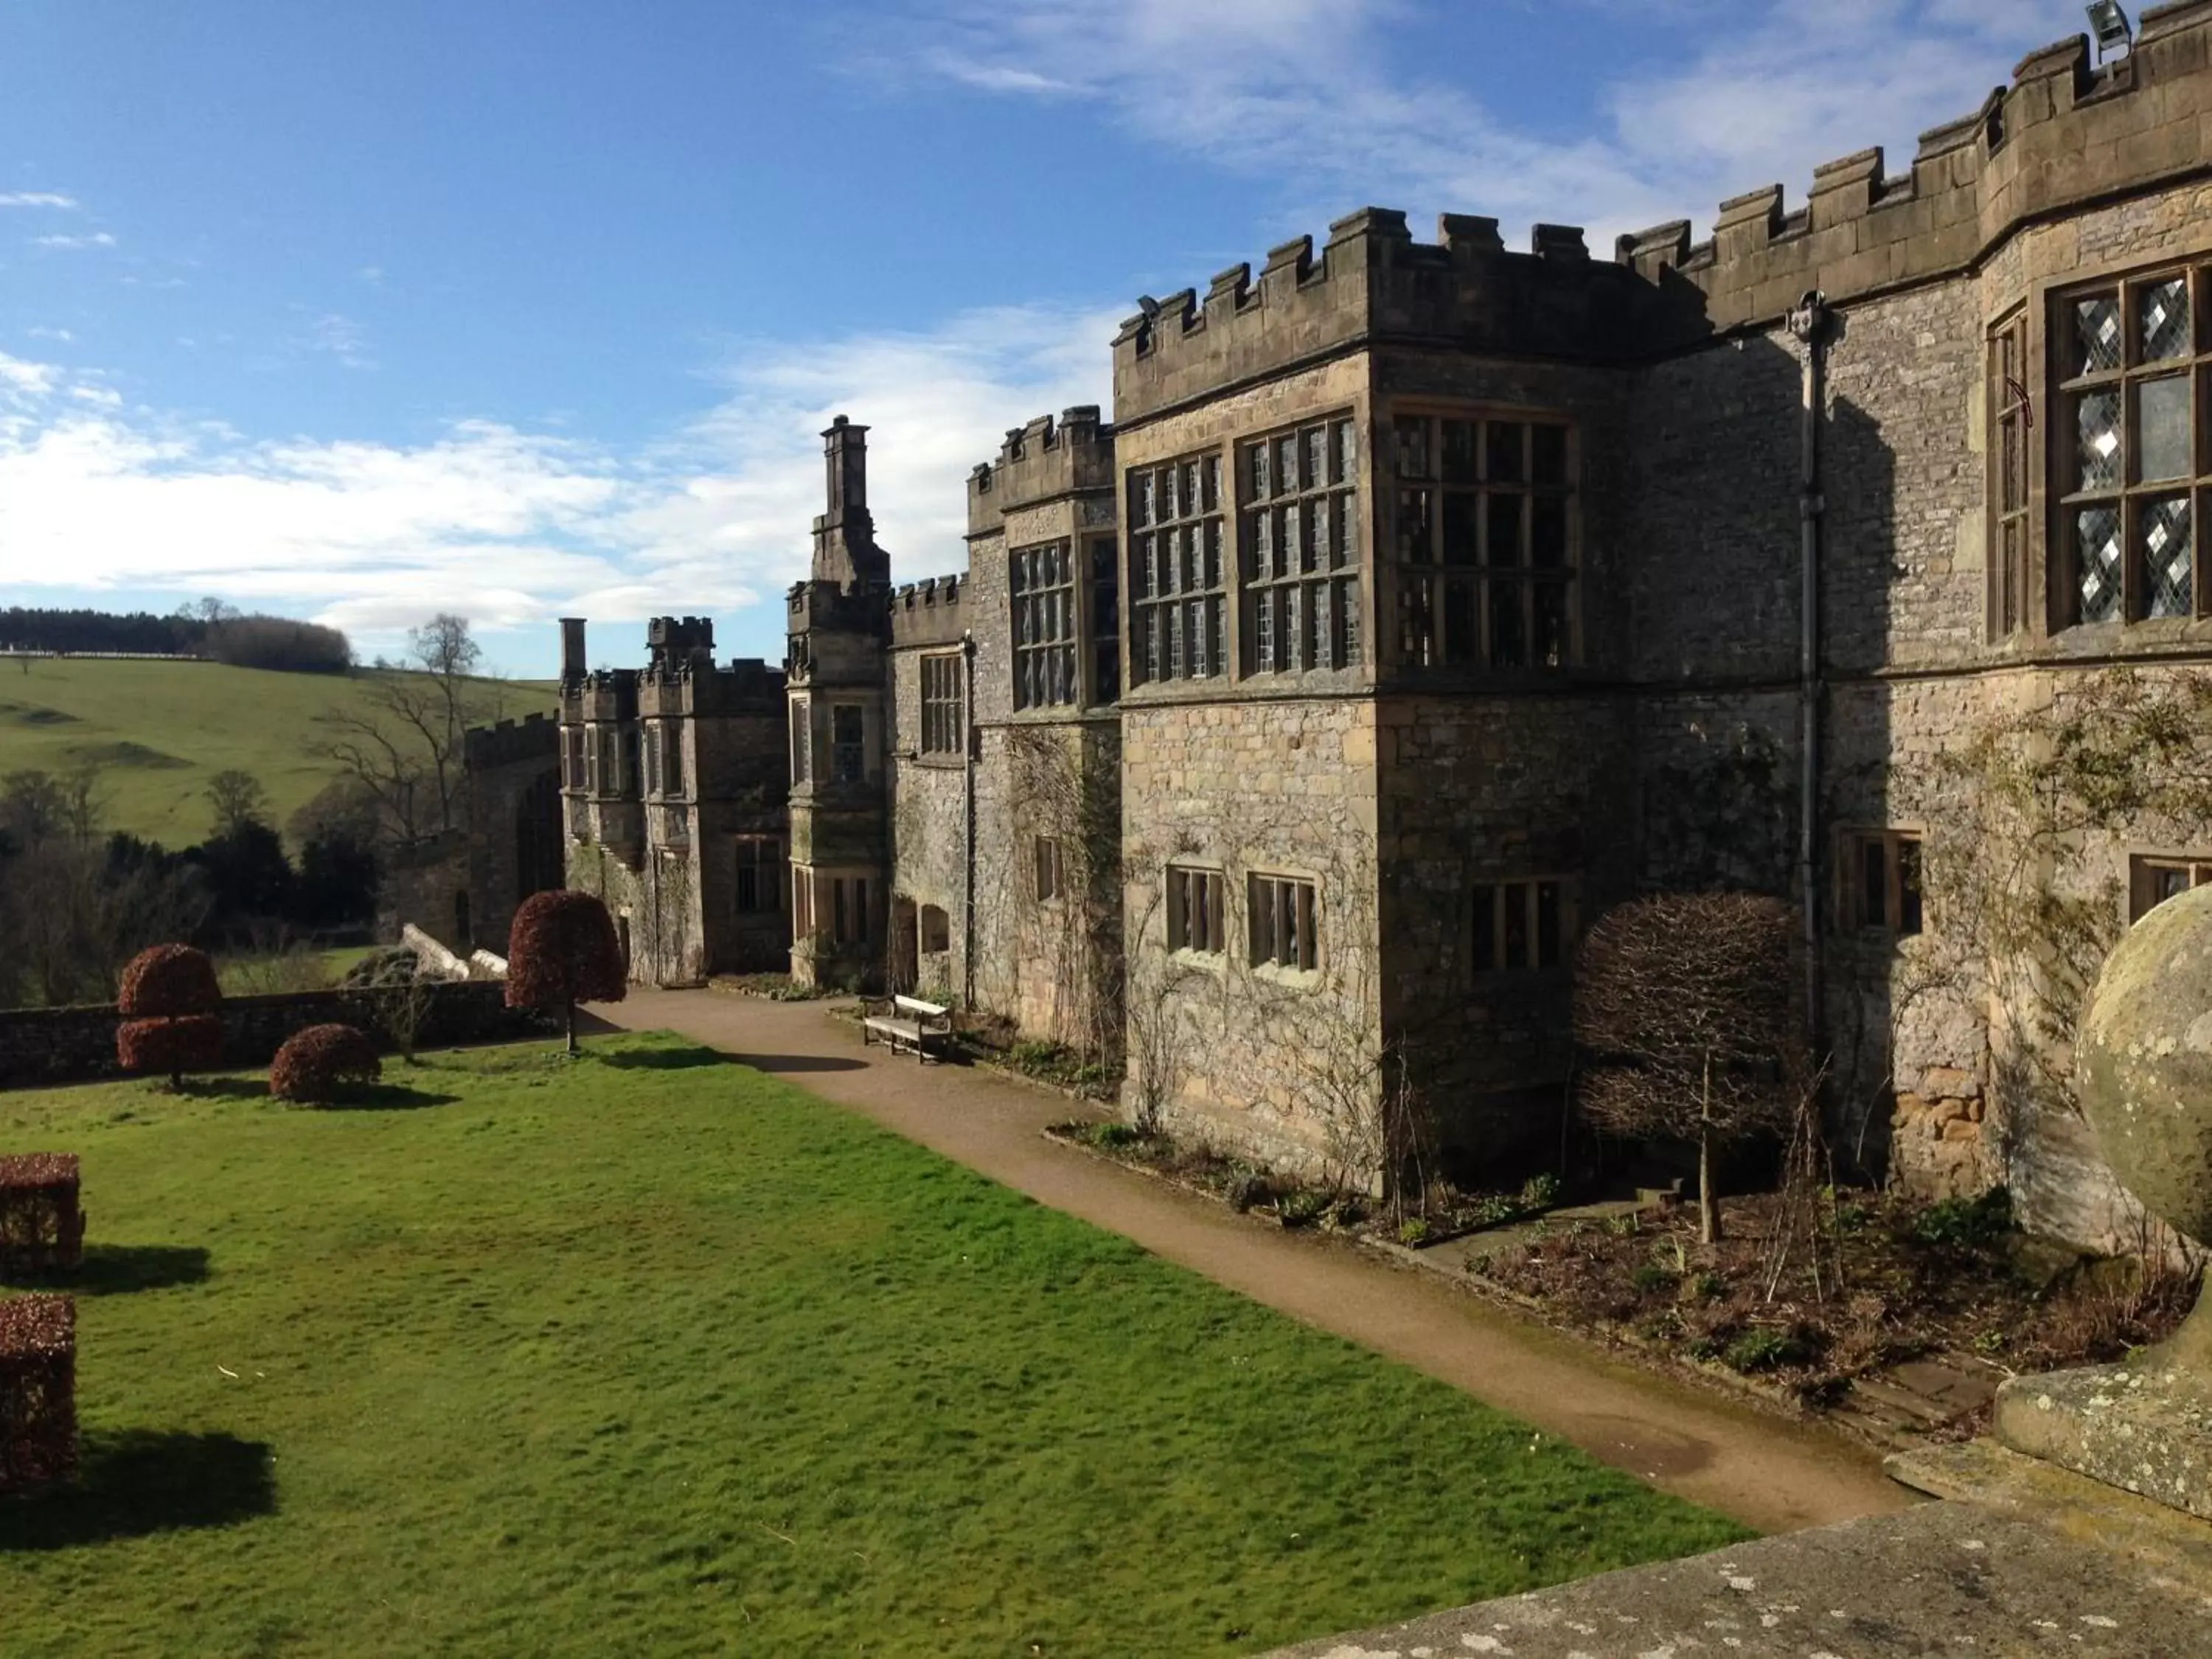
[1788, 291, 1834, 1068]
[961, 630, 978, 1009]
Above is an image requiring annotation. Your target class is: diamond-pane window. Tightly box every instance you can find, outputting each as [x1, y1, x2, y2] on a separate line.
[2079, 507, 2123, 622]
[2143, 279, 2191, 363]
[2077, 295, 2123, 375]
[2143, 496, 2194, 619]
[2077, 392, 2123, 491]
[2055, 266, 2209, 627]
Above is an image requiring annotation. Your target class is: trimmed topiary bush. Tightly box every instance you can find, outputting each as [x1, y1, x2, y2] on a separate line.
[117, 943, 221, 1020]
[506, 890, 627, 1054]
[0, 1155, 86, 1278]
[0, 1293, 77, 1495]
[116, 943, 223, 1089]
[269, 1023, 382, 1105]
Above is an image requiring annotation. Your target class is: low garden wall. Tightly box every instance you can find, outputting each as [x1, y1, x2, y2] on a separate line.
[0, 984, 557, 1090]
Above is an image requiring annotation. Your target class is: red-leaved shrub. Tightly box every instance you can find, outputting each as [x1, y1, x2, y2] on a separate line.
[506, 890, 627, 1053]
[116, 1015, 225, 1087]
[0, 1293, 77, 1495]
[116, 944, 224, 1089]
[268, 1023, 382, 1105]
[0, 1155, 86, 1278]
[116, 944, 221, 1020]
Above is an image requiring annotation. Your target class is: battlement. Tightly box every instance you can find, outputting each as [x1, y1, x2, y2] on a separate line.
[787, 577, 889, 641]
[561, 669, 639, 726]
[966, 406, 1116, 535]
[463, 710, 560, 772]
[639, 653, 786, 716]
[1113, 3, 2212, 415]
[646, 615, 716, 670]
[889, 574, 965, 650]
[1111, 206, 1691, 423]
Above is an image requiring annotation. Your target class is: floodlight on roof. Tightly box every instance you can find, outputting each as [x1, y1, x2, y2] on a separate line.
[2087, 1, 2133, 62]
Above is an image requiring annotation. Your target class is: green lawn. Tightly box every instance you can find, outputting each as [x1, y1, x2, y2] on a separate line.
[0, 1034, 1747, 1657]
[0, 658, 554, 847]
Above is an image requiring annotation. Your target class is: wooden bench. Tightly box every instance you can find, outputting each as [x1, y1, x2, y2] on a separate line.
[860, 995, 953, 1062]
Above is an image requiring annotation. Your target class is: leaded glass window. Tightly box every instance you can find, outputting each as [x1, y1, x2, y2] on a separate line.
[1011, 542, 1077, 709]
[919, 653, 964, 754]
[2057, 265, 2210, 626]
[1241, 414, 1362, 675]
[1991, 313, 2032, 639]
[1394, 411, 1576, 669]
[1127, 452, 1225, 686]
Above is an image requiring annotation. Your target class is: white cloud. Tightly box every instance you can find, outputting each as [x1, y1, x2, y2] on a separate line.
[32, 231, 116, 250]
[894, 0, 2088, 245]
[26, 327, 74, 343]
[0, 192, 78, 209]
[298, 310, 375, 370]
[0, 304, 1114, 667]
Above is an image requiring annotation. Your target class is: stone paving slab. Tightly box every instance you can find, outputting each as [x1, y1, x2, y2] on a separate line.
[1261, 1489, 2212, 1658]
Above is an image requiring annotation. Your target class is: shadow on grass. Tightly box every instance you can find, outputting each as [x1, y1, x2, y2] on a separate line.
[3, 1244, 211, 1297]
[178, 1078, 271, 1102]
[591, 1046, 731, 1072]
[0, 1430, 274, 1550]
[315, 1084, 462, 1112]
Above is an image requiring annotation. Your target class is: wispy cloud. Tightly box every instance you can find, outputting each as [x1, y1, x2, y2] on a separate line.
[298, 310, 375, 371]
[32, 231, 116, 251]
[0, 192, 79, 209]
[891, 0, 2086, 246]
[0, 305, 1114, 663]
[25, 327, 74, 343]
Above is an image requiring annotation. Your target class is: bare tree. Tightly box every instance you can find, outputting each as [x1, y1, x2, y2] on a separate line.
[204, 769, 271, 839]
[1573, 892, 1801, 1242]
[311, 613, 507, 850]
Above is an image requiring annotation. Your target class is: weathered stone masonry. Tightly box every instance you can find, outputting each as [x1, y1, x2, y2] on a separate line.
[557, 5, 2212, 1248]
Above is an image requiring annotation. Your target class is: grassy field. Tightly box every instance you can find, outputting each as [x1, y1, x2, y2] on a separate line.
[0, 1034, 1747, 1658]
[0, 658, 554, 848]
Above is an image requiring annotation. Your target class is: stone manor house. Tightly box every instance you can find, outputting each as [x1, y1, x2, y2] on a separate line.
[554, 4, 2212, 1253]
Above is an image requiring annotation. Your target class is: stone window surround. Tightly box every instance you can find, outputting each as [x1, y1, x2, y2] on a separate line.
[1239, 411, 1363, 678]
[1248, 869, 1321, 975]
[793, 866, 872, 947]
[586, 723, 639, 800]
[1033, 835, 1065, 905]
[789, 697, 811, 786]
[644, 719, 686, 799]
[1837, 826, 1924, 937]
[1470, 876, 1576, 975]
[919, 651, 964, 758]
[1010, 539, 1079, 711]
[734, 835, 785, 916]
[1989, 307, 2033, 640]
[1164, 861, 1228, 958]
[2126, 849, 2212, 923]
[1388, 402, 1579, 674]
[1127, 449, 1228, 686]
[2048, 253, 2212, 630]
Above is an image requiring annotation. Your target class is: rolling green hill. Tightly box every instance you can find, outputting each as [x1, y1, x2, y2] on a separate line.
[0, 658, 556, 849]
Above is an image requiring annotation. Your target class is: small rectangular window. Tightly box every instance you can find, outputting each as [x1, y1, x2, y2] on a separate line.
[1166, 866, 1224, 955]
[1034, 835, 1065, 903]
[790, 700, 810, 785]
[832, 705, 865, 783]
[1248, 873, 1318, 970]
[1472, 878, 1576, 973]
[663, 722, 684, 797]
[644, 723, 663, 796]
[1843, 830, 1924, 936]
[920, 654, 964, 754]
[2129, 854, 2212, 922]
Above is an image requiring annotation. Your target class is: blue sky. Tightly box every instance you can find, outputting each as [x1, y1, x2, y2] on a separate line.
[0, 0, 2086, 676]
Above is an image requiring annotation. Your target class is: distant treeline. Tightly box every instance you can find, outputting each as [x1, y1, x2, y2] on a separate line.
[0, 608, 354, 674]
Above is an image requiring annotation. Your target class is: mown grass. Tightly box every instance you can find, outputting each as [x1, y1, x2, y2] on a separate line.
[0, 658, 553, 847]
[0, 1034, 1747, 1657]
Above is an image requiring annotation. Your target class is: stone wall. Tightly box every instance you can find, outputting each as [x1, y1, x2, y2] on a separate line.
[0, 983, 555, 1091]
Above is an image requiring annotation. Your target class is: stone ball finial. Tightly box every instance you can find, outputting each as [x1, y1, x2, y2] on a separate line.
[2076, 883, 2212, 1248]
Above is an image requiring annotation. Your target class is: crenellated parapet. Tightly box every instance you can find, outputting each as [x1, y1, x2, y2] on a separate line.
[1623, 3, 2212, 329]
[1111, 206, 1694, 423]
[640, 655, 786, 717]
[965, 406, 1116, 535]
[1113, 2, 2212, 414]
[888, 574, 965, 650]
[462, 711, 559, 772]
[561, 667, 639, 726]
